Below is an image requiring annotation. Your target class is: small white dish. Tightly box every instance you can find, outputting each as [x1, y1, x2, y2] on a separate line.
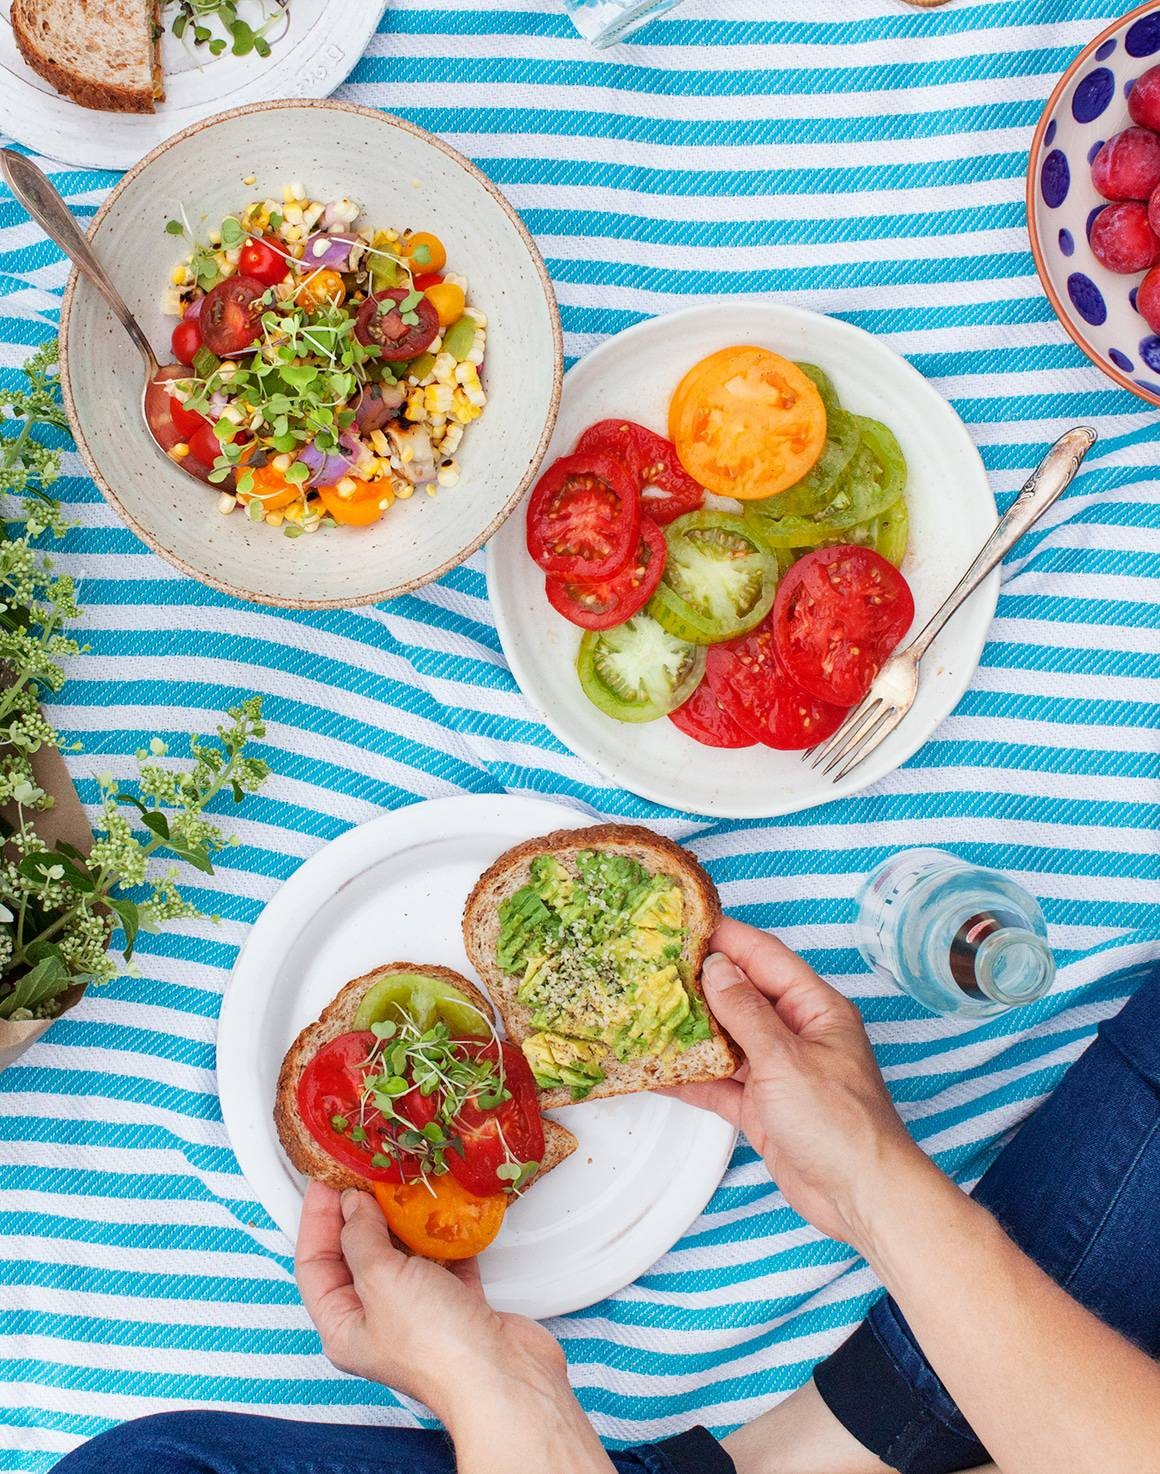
[0, 0, 385, 170]
[488, 302, 999, 819]
[58, 99, 562, 608]
[217, 794, 736, 1320]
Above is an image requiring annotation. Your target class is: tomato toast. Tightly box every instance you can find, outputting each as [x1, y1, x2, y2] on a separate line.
[463, 825, 739, 1109]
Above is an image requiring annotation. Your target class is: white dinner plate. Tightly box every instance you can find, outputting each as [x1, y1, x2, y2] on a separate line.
[488, 302, 999, 819]
[0, 0, 386, 170]
[217, 794, 737, 1320]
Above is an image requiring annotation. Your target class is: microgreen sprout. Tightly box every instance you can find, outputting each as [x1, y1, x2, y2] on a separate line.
[166, 0, 289, 59]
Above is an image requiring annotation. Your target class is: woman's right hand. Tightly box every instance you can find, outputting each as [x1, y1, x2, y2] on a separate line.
[675, 917, 929, 1250]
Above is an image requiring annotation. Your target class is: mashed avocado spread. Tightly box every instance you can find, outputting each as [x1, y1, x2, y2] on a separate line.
[495, 851, 711, 1099]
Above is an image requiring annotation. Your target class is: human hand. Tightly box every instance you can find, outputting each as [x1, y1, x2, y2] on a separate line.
[674, 918, 928, 1249]
[295, 1181, 569, 1426]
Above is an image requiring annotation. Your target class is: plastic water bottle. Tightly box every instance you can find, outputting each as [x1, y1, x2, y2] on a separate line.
[855, 849, 1055, 1018]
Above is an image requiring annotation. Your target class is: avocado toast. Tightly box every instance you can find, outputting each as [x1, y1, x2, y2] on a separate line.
[463, 825, 739, 1108]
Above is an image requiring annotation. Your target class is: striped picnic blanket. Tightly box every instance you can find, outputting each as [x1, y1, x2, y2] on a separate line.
[2, 1, 1159, 1468]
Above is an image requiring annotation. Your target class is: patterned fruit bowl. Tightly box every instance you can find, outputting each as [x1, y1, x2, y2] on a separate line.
[1028, 0, 1160, 405]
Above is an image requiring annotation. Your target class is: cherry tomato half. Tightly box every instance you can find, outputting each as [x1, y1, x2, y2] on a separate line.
[317, 478, 387, 527]
[199, 275, 266, 357]
[171, 318, 201, 367]
[773, 544, 915, 707]
[442, 1040, 545, 1198]
[545, 515, 666, 631]
[145, 364, 197, 452]
[526, 452, 641, 581]
[239, 235, 290, 288]
[373, 1174, 506, 1260]
[403, 231, 447, 274]
[354, 289, 440, 359]
[170, 394, 207, 441]
[297, 1031, 436, 1185]
[188, 421, 226, 468]
[574, 420, 705, 525]
[412, 272, 444, 292]
[669, 347, 828, 500]
[707, 615, 848, 750]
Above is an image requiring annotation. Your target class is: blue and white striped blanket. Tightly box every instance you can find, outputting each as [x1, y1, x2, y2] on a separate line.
[1, 1, 1158, 1468]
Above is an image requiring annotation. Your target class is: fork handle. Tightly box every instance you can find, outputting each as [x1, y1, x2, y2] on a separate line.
[906, 426, 1097, 661]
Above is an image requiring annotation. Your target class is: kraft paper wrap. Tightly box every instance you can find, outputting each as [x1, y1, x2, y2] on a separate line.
[0, 742, 93, 1071]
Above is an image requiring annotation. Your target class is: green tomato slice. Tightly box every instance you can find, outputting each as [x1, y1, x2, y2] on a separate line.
[353, 970, 491, 1037]
[647, 510, 777, 645]
[795, 362, 841, 417]
[749, 405, 861, 521]
[577, 613, 706, 723]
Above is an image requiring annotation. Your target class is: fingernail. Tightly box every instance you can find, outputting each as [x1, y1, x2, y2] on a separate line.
[702, 952, 745, 989]
[340, 1189, 360, 1221]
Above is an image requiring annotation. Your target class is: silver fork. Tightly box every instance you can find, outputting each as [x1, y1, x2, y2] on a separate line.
[804, 425, 1097, 785]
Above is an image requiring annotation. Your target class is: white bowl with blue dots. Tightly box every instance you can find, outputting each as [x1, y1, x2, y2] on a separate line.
[1028, 1, 1160, 406]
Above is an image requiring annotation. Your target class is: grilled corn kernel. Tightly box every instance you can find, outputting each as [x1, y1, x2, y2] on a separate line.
[425, 384, 453, 414]
[220, 404, 245, 425]
[425, 483, 437, 497]
[282, 224, 302, 243]
[170, 264, 188, 286]
[225, 247, 242, 266]
[370, 428, 390, 456]
[162, 289, 182, 316]
[441, 424, 463, 456]
[217, 360, 238, 380]
[170, 443, 190, 460]
[217, 493, 237, 515]
[285, 502, 304, 523]
[336, 476, 358, 499]
[437, 462, 460, 487]
[465, 307, 487, 327]
[283, 203, 304, 225]
[271, 453, 292, 473]
[265, 510, 284, 527]
[242, 174, 257, 187]
[209, 229, 222, 246]
[404, 389, 425, 422]
[284, 180, 306, 203]
[433, 352, 456, 381]
[302, 202, 324, 232]
[378, 493, 395, 511]
[466, 347, 485, 366]
[395, 483, 414, 500]
[443, 271, 467, 291]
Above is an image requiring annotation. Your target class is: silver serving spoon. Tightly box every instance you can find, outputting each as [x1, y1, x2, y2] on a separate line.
[0, 147, 204, 486]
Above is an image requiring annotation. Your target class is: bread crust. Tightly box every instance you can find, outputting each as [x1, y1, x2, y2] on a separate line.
[12, 0, 161, 113]
[273, 961, 575, 1194]
[462, 824, 739, 1108]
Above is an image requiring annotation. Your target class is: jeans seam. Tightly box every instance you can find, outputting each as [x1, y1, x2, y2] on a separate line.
[869, 1307, 982, 1450]
[1060, 1115, 1160, 1295]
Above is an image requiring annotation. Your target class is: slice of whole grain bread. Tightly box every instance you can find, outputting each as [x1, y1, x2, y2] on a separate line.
[274, 961, 576, 1194]
[12, 0, 162, 114]
[462, 825, 739, 1109]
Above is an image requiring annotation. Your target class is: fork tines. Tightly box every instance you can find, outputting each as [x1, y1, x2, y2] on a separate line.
[803, 694, 905, 783]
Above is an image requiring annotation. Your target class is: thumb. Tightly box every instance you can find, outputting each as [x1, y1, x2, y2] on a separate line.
[340, 1188, 402, 1288]
[700, 952, 790, 1061]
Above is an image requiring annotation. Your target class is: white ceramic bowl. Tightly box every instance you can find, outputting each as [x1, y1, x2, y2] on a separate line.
[1027, 1, 1160, 406]
[59, 100, 562, 607]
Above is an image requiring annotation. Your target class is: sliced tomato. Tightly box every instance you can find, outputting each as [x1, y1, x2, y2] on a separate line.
[526, 452, 640, 581]
[545, 515, 666, 630]
[373, 1174, 506, 1261]
[297, 1031, 435, 1185]
[240, 235, 290, 288]
[188, 421, 226, 468]
[199, 275, 265, 356]
[773, 545, 915, 707]
[669, 347, 827, 500]
[709, 615, 848, 750]
[574, 420, 704, 524]
[317, 477, 387, 527]
[354, 289, 439, 359]
[145, 364, 197, 452]
[444, 1040, 545, 1198]
[668, 663, 756, 749]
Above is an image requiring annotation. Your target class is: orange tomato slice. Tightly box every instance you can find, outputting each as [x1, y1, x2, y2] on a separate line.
[241, 463, 302, 513]
[373, 1174, 506, 1260]
[668, 347, 827, 500]
[404, 231, 447, 274]
[317, 477, 388, 527]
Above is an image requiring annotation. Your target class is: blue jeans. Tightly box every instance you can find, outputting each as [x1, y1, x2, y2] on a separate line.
[54, 971, 1159, 1474]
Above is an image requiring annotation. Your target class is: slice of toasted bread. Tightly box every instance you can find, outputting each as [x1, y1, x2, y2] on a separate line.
[463, 824, 739, 1108]
[12, 0, 163, 114]
[274, 961, 576, 1195]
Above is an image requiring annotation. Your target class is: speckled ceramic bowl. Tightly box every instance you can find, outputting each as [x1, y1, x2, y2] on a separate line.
[1028, 1, 1160, 407]
[59, 100, 562, 607]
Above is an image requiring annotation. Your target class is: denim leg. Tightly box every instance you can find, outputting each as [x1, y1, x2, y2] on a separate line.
[814, 970, 1160, 1474]
[51, 1409, 735, 1474]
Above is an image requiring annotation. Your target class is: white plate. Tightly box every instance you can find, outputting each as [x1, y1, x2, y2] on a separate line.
[488, 302, 999, 819]
[217, 794, 736, 1320]
[0, 0, 386, 170]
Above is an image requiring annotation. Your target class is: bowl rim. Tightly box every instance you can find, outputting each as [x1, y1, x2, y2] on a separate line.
[58, 97, 564, 609]
[1026, 0, 1160, 411]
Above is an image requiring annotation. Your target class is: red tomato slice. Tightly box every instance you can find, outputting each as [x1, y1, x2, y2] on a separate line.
[444, 1040, 545, 1198]
[170, 395, 207, 440]
[545, 515, 666, 630]
[709, 616, 848, 750]
[199, 276, 265, 356]
[668, 659, 757, 749]
[526, 452, 640, 580]
[171, 318, 201, 367]
[774, 545, 915, 707]
[144, 364, 194, 452]
[574, 419, 704, 524]
[240, 235, 289, 288]
[354, 289, 439, 359]
[297, 1031, 435, 1184]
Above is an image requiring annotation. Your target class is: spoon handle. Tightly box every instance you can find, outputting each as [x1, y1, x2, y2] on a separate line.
[1, 148, 158, 373]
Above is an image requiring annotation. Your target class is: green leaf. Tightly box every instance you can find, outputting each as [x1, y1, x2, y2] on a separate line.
[165, 219, 185, 236]
[219, 216, 245, 249]
[106, 896, 140, 961]
[410, 244, 431, 267]
[142, 811, 170, 841]
[18, 850, 93, 893]
[0, 952, 67, 1018]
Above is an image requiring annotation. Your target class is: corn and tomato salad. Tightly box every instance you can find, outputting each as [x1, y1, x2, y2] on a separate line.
[146, 182, 487, 534]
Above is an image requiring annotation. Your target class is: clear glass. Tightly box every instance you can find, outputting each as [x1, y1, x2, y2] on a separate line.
[855, 848, 1055, 1018]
